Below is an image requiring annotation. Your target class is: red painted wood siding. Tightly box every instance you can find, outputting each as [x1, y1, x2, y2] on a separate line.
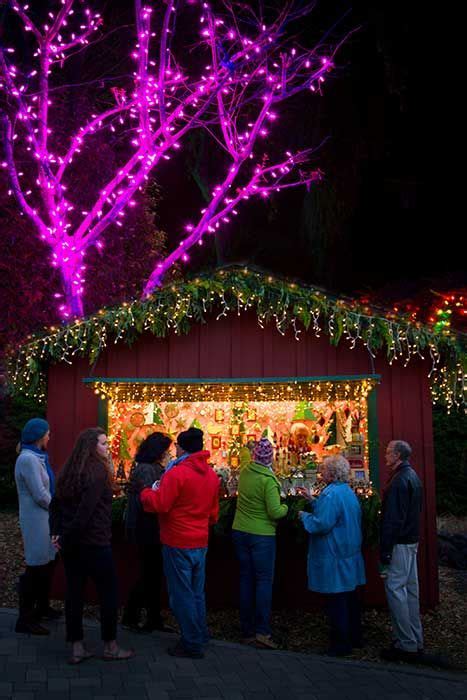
[46, 311, 438, 606]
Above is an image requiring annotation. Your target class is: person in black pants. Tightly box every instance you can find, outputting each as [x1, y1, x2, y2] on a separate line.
[50, 428, 134, 665]
[122, 432, 174, 632]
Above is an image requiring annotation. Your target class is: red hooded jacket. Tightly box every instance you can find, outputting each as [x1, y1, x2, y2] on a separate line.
[140, 450, 219, 548]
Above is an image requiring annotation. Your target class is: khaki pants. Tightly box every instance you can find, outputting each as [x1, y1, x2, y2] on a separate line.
[384, 543, 424, 652]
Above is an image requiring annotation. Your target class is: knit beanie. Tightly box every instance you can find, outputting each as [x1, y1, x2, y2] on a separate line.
[253, 438, 274, 467]
[177, 427, 204, 453]
[21, 418, 49, 445]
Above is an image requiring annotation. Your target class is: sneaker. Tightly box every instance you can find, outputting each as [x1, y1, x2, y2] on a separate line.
[139, 621, 177, 634]
[167, 642, 204, 659]
[38, 607, 62, 621]
[15, 620, 50, 636]
[255, 634, 278, 650]
[121, 616, 140, 632]
[240, 636, 256, 645]
[380, 646, 420, 663]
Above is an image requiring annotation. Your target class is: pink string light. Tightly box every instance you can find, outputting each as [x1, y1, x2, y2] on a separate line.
[1, 0, 349, 317]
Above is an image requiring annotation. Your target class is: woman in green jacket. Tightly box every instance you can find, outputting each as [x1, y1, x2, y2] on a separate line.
[232, 439, 288, 648]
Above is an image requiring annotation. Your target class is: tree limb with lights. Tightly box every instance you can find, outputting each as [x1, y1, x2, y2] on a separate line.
[1, 0, 348, 317]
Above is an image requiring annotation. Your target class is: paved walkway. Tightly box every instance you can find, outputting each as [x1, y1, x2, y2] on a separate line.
[0, 609, 466, 700]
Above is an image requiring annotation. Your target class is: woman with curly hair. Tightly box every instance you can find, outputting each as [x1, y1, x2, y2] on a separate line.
[50, 428, 134, 664]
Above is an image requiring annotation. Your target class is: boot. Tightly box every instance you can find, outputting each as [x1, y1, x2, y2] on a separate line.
[15, 573, 50, 636]
[35, 562, 62, 621]
[121, 607, 142, 631]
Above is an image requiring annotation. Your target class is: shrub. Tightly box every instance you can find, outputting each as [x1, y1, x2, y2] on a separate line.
[434, 406, 467, 516]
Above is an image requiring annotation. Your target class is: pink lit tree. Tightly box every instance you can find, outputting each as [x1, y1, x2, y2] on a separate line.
[1, 0, 350, 318]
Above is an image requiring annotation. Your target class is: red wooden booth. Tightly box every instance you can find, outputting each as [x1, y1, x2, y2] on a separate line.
[35, 270, 439, 611]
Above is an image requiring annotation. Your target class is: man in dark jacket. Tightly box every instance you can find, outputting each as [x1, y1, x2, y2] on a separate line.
[380, 440, 424, 662]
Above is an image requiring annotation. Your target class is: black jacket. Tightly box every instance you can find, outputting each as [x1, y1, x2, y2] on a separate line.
[380, 462, 423, 564]
[124, 462, 163, 546]
[50, 459, 113, 548]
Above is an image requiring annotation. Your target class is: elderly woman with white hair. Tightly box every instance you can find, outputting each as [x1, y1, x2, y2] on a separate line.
[298, 455, 366, 656]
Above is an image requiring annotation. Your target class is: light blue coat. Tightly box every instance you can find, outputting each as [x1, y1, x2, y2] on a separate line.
[300, 482, 366, 594]
[14, 449, 56, 566]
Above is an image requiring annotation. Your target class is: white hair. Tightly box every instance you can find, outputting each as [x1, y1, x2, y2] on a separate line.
[322, 455, 351, 482]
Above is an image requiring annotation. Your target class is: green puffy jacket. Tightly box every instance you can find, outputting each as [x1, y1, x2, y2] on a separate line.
[232, 461, 288, 536]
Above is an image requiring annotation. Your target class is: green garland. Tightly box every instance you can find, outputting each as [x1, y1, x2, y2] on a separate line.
[111, 490, 382, 548]
[7, 266, 466, 408]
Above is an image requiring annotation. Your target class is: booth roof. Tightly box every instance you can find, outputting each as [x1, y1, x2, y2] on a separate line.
[7, 266, 466, 408]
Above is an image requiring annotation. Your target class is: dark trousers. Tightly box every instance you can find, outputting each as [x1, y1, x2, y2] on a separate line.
[63, 544, 118, 643]
[124, 543, 164, 626]
[325, 588, 362, 655]
[17, 562, 53, 623]
[232, 530, 276, 638]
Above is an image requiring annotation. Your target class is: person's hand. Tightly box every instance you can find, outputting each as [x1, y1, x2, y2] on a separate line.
[295, 487, 316, 501]
[379, 563, 389, 579]
[51, 535, 61, 551]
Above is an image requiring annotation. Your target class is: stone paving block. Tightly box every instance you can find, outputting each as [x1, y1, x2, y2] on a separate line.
[167, 691, 201, 700]
[13, 682, 46, 692]
[9, 656, 36, 664]
[11, 693, 35, 700]
[3, 669, 26, 683]
[101, 679, 124, 692]
[47, 677, 71, 692]
[35, 692, 69, 700]
[195, 682, 223, 697]
[0, 682, 13, 696]
[26, 668, 47, 682]
[70, 676, 102, 688]
[126, 673, 153, 683]
[145, 680, 177, 692]
[173, 660, 199, 675]
[144, 691, 170, 700]
[216, 672, 246, 687]
[175, 676, 199, 689]
[0, 640, 18, 654]
[48, 668, 78, 678]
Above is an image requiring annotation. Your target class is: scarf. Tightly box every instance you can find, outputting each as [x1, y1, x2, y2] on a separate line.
[152, 453, 189, 490]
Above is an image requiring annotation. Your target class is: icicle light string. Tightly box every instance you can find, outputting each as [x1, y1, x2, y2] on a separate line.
[7, 267, 466, 410]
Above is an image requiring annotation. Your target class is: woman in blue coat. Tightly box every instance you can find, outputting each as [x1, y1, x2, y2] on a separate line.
[298, 455, 366, 656]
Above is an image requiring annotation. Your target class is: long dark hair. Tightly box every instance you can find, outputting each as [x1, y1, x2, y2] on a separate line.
[56, 427, 110, 499]
[135, 431, 172, 464]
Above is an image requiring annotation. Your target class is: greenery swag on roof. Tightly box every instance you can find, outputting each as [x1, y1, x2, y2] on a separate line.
[8, 267, 466, 409]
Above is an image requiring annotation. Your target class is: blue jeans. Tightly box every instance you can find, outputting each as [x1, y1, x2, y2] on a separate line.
[232, 530, 276, 637]
[162, 545, 209, 653]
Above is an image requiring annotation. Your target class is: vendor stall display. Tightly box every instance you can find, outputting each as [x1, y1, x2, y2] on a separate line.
[92, 377, 377, 497]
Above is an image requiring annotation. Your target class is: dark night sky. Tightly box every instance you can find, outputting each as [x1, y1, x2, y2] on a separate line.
[135, 0, 453, 300]
[2, 0, 460, 318]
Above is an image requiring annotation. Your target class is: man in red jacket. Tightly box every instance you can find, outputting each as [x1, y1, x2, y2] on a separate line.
[140, 428, 219, 658]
